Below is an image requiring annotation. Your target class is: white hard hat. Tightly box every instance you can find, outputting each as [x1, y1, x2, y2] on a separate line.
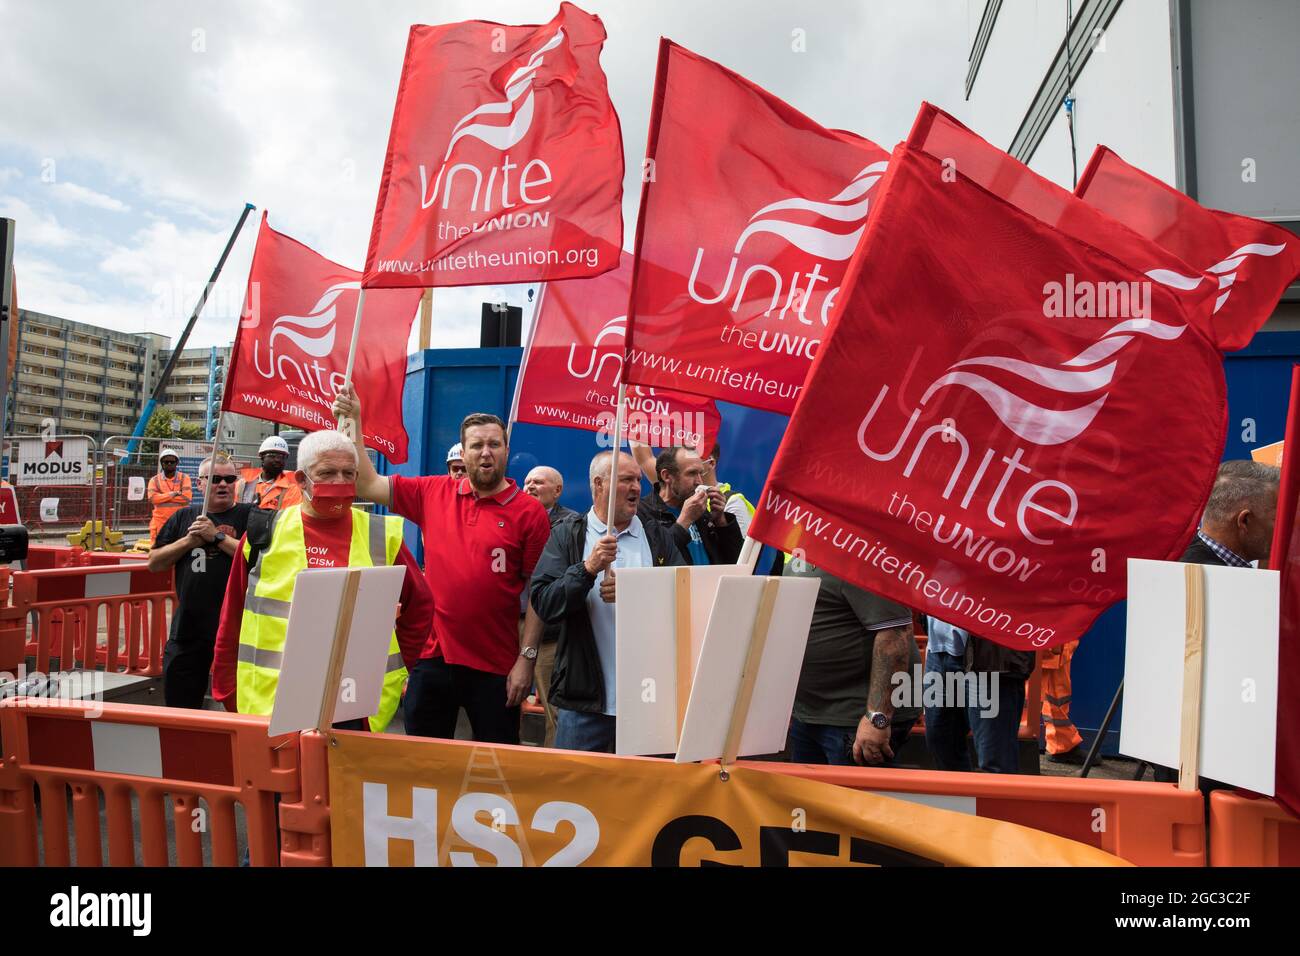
[158, 447, 180, 461]
[446, 442, 463, 464]
[259, 435, 290, 456]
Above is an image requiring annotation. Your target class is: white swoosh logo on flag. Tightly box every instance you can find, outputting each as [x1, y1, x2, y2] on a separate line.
[593, 315, 626, 346]
[1146, 242, 1289, 313]
[269, 281, 359, 358]
[921, 316, 1187, 446]
[734, 161, 888, 261]
[424, 27, 566, 206]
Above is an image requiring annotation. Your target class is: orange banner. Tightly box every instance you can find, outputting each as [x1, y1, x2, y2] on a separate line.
[327, 734, 1127, 866]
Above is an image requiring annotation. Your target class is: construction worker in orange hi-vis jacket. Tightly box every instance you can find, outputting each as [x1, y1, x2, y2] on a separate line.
[147, 448, 193, 543]
[1041, 639, 1085, 764]
[239, 435, 302, 511]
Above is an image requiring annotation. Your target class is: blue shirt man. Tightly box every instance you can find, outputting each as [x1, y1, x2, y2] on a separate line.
[529, 451, 686, 753]
[583, 509, 653, 716]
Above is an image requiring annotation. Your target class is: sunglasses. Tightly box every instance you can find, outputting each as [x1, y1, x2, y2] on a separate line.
[204, 474, 238, 485]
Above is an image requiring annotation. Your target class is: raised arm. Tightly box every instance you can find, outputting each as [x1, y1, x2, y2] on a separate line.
[332, 383, 391, 506]
[628, 440, 658, 485]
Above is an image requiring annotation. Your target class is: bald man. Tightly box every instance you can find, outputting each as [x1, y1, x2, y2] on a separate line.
[522, 464, 579, 746]
[524, 466, 579, 526]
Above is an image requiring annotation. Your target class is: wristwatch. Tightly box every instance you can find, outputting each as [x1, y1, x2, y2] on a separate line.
[213, 531, 228, 545]
[867, 711, 891, 729]
[519, 646, 538, 661]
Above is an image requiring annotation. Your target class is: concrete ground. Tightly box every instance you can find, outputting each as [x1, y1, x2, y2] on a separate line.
[1039, 749, 1155, 781]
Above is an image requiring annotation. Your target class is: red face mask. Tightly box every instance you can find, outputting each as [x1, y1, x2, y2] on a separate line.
[309, 481, 355, 518]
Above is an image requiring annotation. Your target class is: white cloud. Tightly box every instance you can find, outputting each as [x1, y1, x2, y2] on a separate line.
[51, 181, 129, 212]
[2, 0, 969, 352]
[0, 166, 20, 186]
[0, 196, 80, 249]
[10, 254, 148, 332]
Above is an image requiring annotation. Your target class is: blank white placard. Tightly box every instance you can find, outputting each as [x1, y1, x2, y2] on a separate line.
[675, 575, 821, 764]
[614, 564, 745, 756]
[615, 566, 677, 756]
[268, 565, 406, 737]
[1121, 558, 1279, 794]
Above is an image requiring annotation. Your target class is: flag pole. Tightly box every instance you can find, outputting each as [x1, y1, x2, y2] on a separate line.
[606, 383, 626, 525]
[418, 288, 432, 350]
[337, 289, 366, 438]
[203, 401, 229, 520]
[506, 284, 545, 447]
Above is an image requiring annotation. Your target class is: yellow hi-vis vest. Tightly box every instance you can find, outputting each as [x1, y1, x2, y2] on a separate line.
[237, 504, 407, 733]
[715, 483, 755, 520]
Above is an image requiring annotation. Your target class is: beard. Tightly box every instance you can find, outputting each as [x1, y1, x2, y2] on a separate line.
[468, 457, 506, 491]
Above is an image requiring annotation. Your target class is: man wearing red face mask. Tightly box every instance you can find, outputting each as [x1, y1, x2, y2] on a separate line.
[210, 429, 432, 732]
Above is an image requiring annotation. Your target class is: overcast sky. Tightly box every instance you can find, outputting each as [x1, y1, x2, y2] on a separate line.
[0, 0, 975, 350]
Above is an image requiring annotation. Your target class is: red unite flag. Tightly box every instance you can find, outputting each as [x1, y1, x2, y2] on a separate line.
[622, 40, 890, 415]
[1077, 147, 1300, 352]
[748, 104, 1226, 650]
[511, 255, 720, 449]
[363, 2, 623, 289]
[1273, 364, 1300, 818]
[226, 214, 423, 462]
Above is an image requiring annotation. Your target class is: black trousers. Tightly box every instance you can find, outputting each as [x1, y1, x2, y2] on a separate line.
[162, 639, 213, 710]
[404, 657, 520, 745]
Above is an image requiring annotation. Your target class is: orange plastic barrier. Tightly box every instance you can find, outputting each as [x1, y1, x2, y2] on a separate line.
[1209, 791, 1300, 866]
[747, 762, 1206, 866]
[0, 575, 21, 673]
[80, 552, 150, 566]
[22, 545, 86, 571]
[279, 730, 332, 867]
[0, 565, 175, 677]
[0, 700, 301, 867]
[21, 546, 148, 571]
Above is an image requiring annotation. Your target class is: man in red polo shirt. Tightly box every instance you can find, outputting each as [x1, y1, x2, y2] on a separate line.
[334, 385, 551, 745]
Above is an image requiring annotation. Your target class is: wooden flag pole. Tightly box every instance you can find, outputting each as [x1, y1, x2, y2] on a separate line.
[317, 568, 363, 734]
[720, 578, 780, 771]
[418, 288, 432, 351]
[1177, 562, 1206, 791]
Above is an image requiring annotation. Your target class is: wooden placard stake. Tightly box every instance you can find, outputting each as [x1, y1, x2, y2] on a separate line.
[674, 567, 693, 738]
[317, 568, 363, 734]
[418, 288, 432, 351]
[720, 578, 780, 770]
[1177, 562, 1206, 791]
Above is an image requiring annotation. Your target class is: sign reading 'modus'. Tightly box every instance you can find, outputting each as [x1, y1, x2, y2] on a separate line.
[16, 438, 89, 486]
[363, 2, 623, 289]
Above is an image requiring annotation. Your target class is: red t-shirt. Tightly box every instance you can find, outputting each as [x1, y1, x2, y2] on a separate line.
[302, 511, 353, 568]
[390, 474, 551, 676]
